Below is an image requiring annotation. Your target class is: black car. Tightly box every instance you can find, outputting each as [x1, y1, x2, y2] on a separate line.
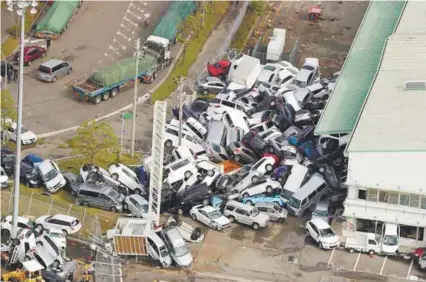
[1, 148, 15, 177]
[20, 162, 43, 187]
[168, 183, 212, 215]
[190, 99, 209, 118]
[62, 172, 83, 196]
[242, 130, 267, 155]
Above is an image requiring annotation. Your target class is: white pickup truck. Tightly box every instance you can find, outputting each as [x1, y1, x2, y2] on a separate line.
[345, 230, 399, 256]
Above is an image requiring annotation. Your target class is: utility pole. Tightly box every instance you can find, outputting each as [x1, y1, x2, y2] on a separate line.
[173, 76, 185, 146]
[130, 38, 141, 158]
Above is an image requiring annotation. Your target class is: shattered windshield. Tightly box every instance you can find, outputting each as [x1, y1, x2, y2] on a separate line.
[44, 169, 58, 182]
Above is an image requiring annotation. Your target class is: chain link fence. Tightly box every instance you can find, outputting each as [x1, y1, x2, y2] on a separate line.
[1, 191, 116, 242]
[250, 35, 301, 66]
[196, 0, 249, 82]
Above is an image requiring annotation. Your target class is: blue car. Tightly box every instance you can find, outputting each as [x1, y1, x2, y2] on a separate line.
[272, 166, 290, 184]
[241, 194, 287, 207]
[22, 154, 44, 167]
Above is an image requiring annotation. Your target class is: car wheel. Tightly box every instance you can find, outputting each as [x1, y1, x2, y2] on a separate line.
[191, 213, 197, 220]
[246, 200, 254, 206]
[318, 242, 323, 249]
[252, 223, 260, 230]
[123, 203, 128, 211]
[368, 249, 375, 255]
[207, 170, 215, 177]
[202, 199, 209, 206]
[266, 186, 273, 194]
[323, 94, 329, 100]
[53, 76, 57, 82]
[52, 259, 60, 268]
[111, 173, 119, 180]
[134, 188, 142, 195]
[36, 224, 44, 232]
[12, 238, 20, 246]
[184, 171, 192, 179]
[247, 110, 253, 116]
[81, 201, 89, 207]
[265, 164, 273, 172]
[305, 229, 310, 238]
[348, 248, 355, 253]
[251, 175, 258, 183]
[102, 92, 109, 101]
[62, 229, 68, 236]
[228, 215, 235, 223]
[1, 229, 10, 237]
[110, 206, 118, 212]
[277, 177, 283, 183]
[92, 95, 101, 104]
[165, 140, 173, 147]
[36, 241, 44, 247]
[110, 87, 119, 98]
[243, 193, 250, 198]
[202, 89, 208, 95]
[177, 209, 184, 215]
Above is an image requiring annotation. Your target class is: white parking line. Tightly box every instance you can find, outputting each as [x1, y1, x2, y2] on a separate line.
[130, 3, 144, 14]
[120, 23, 134, 34]
[126, 9, 142, 21]
[104, 53, 116, 61]
[407, 259, 414, 279]
[353, 252, 361, 271]
[327, 248, 335, 267]
[117, 31, 131, 42]
[123, 17, 138, 27]
[112, 38, 128, 51]
[380, 256, 387, 275]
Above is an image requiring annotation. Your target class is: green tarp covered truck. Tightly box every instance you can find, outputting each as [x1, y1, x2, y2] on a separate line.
[35, 0, 81, 39]
[72, 54, 158, 104]
[152, 1, 196, 42]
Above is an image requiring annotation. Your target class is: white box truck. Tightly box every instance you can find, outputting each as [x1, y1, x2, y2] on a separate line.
[267, 28, 286, 62]
[227, 55, 262, 90]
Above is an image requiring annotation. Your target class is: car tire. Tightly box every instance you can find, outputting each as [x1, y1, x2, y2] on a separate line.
[81, 201, 89, 207]
[111, 173, 119, 180]
[110, 207, 117, 212]
[252, 223, 260, 230]
[110, 87, 119, 98]
[349, 248, 355, 253]
[177, 209, 184, 215]
[247, 110, 253, 116]
[165, 140, 173, 148]
[191, 213, 197, 220]
[53, 76, 57, 82]
[202, 89, 208, 95]
[102, 92, 109, 101]
[123, 203, 128, 211]
[228, 215, 235, 223]
[62, 229, 68, 236]
[305, 229, 310, 238]
[12, 238, 20, 246]
[92, 95, 101, 104]
[1, 229, 10, 237]
[36, 241, 44, 247]
[52, 259, 60, 268]
[318, 242, 323, 249]
[266, 186, 273, 194]
[184, 171, 192, 179]
[368, 249, 375, 255]
[243, 193, 250, 198]
[265, 164, 273, 172]
[207, 170, 215, 177]
[251, 175, 258, 183]
[246, 200, 254, 206]
[36, 224, 44, 232]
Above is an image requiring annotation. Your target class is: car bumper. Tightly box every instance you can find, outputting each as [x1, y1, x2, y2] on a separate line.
[37, 73, 55, 82]
[217, 223, 230, 230]
[1, 182, 9, 189]
[22, 138, 37, 145]
[322, 242, 340, 249]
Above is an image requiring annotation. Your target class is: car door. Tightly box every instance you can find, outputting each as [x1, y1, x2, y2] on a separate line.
[99, 194, 112, 210]
[129, 198, 141, 217]
[210, 82, 225, 93]
[198, 209, 209, 226]
[309, 222, 320, 243]
[147, 238, 160, 260]
[233, 208, 244, 223]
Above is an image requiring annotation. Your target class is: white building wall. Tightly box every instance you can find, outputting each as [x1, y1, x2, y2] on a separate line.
[347, 152, 426, 194]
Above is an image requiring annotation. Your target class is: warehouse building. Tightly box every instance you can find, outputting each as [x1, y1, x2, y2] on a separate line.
[342, 1, 426, 249]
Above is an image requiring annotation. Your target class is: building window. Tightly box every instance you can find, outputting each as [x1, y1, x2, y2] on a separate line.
[356, 218, 376, 233]
[388, 192, 399, 205]
[421, 197, 426, 210]
[358, 190, 366, 200]
[400, 193, 409, 206]
[410, 194, 420, 208]
[367, 189, 378, 202]
[400, 225, 418, 240]
[378, 191, 388, 203]
[419, 227, 425, 241]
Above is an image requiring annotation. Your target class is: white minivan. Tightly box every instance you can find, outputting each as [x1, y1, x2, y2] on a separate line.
[281, 164, 309, 203]
[380, 223, 400, 254]
[37, 160, 66, 193]
[164, 124, 205, 153]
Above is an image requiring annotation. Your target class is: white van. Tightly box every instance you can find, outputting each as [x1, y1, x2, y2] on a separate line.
[146, 231, 172, 268]
[286, 173, 328, 217]
[281, 164, 309, 203]
[169, 117, 207, 143]
[380, 223, 400, 254]
[222, 112, 249, 134]
[205, 121, 228, 162]
[164, 158, 198, 185]
[164, 124, 204, 153]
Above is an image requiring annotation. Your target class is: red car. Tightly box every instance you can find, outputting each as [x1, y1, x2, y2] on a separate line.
[413, 247, 426, 260]
[16, 46, 47, 66]
[207, 60, 230, 77]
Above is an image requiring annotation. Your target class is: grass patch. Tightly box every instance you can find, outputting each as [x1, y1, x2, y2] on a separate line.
[150, 2, 230, 103]
[1, 37, 19, 59]
[230, 10, 258, 51]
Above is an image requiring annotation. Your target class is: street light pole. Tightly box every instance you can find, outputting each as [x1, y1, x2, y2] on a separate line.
[175, 76, 185, 146]
[8, 0, 38, 240]
[130, 38, 141, 158]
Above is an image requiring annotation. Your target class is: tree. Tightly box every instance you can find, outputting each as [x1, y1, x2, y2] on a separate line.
[176, 12, 203, 65]
[67, 120, 119, 164]
[1, 89, 17, 122]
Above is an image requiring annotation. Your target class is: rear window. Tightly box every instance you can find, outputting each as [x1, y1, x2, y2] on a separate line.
[171, 159, 190, 170]
[71, 220, 80, 227]
[38, 65, 51, 74]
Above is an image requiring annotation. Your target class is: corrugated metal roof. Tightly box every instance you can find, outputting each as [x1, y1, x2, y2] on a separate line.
[348, 1, 426, 152]
[314, 1, 406, 135]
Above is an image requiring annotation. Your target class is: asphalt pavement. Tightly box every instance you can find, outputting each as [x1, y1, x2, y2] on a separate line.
[7, 1, 170, 135]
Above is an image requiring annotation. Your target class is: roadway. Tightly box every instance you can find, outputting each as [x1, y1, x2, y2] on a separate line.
[7, 0, 171, 135]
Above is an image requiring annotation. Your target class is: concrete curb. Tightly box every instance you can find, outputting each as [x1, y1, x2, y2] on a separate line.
[38, 43, 185, 139]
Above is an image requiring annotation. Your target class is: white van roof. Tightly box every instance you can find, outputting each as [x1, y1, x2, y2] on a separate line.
[283, 164, 309, 193]
[384, 223, 398, 235]
[292, 173, 326, 200]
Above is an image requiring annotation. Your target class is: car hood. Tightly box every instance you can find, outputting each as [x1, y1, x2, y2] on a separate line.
[45, 175, 66, 191]
[21, 130, 37, 141]
[254, 213, 269, 222]
[173, 252, 193, 267]
[214, 216, 230, 226]
[321, 235, 340, 245]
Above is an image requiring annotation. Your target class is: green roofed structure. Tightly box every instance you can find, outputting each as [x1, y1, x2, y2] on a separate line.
[314, 1, 405, 135]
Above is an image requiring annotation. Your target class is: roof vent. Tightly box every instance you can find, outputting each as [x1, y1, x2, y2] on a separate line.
[404, 81, 426, 90]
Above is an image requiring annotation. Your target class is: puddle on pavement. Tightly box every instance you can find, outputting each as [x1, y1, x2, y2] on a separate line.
[299, 262, 329, 272]
[229, 225, 247, 241]
[252, 226, 271, 244]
